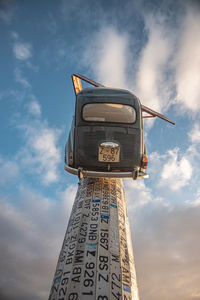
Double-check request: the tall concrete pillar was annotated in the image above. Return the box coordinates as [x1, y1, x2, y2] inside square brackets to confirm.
[49, 178, 139, 300]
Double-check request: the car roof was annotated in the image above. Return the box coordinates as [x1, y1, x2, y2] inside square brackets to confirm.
[77, 87, 141, 107]
[78, 87, 137, 97]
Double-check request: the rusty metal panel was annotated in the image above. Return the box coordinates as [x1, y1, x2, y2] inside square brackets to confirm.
[141, 104, 175, 125]
[72, 74, 82, 95]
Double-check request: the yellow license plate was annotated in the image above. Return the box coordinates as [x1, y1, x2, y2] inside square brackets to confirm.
[98, 146, 120, 162]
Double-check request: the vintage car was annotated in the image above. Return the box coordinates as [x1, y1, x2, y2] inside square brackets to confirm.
[64, 74, 175, 180]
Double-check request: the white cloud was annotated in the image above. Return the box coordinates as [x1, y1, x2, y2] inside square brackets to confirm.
[81, 18, 172, 124]
[174, 6, 200, 112]
[161, 148, 193, 190]
[136, 15, 174, 113]
[0, 157, 19, 185]
[190, 188, 200, 207]
[124, 179, 153, 208]
[148, 123, 200, 196]
[137, 4, 200, 117]
[83, 27, 130, 88]
[28, 101, 41, 116]
[82, 20, 176, 132]
[13, 42, 32, 60]
[189, 123, 200, 143]
[18, 121, 62, 185]
[80, 4, 200, 122]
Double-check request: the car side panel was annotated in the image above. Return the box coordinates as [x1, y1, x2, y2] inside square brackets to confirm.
[65, 117, 75, 166]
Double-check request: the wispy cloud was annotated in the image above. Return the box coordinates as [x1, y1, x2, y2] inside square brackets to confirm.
[136, 15, 175, 112]
[148, 120, 200, 195]
[189, 123, 200, 143]
[10, 31, 61, 186]
[13, 42, 32, 61]
[82, 3, 200, 121]
[0, 157, 19, 185]
[83, 27, 130, 88]
[14, 67, 30, 88]
[191, 188, 200, 207]
[10, 30, 61, 186]
[82, 17, 176, 117]
[161, 148, 192, 190]
[28, 100, 41, 117]
[18, 120, 62, 185]
[150, 147, 193, 191]
[11, 34, 33, 89]
[124, 179, 154, 209]
[174, 6, 200, 112]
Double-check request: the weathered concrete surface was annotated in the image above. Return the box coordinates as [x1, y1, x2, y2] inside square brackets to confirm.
[49, 178, 139, 300]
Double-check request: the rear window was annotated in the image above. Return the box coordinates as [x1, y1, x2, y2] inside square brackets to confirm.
[82, 103, 136, 123]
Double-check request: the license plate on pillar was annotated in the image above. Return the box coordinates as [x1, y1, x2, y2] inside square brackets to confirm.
[98, 146, 120, 162]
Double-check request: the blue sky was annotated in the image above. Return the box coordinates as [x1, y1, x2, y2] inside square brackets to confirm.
[0, 0, 200, 299]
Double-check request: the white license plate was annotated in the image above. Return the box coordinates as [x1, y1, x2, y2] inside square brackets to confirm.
[98, 146, 120, 162]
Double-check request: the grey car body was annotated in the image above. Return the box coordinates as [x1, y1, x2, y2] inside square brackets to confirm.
[65, 87, 148, 179]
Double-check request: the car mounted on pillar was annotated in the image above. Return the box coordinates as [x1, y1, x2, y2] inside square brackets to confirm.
[65, 74, 175, 180]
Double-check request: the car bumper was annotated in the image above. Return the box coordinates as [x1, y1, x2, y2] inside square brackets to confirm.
[64, 164, 149, 179]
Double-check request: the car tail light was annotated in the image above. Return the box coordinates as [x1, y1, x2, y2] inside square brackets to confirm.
[142, 156, 148, 169]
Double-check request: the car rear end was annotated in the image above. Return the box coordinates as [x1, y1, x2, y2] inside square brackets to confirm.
[74, 88, 144, 173]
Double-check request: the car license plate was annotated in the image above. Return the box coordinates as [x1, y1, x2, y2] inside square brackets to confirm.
[98, 146, 120, 162]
